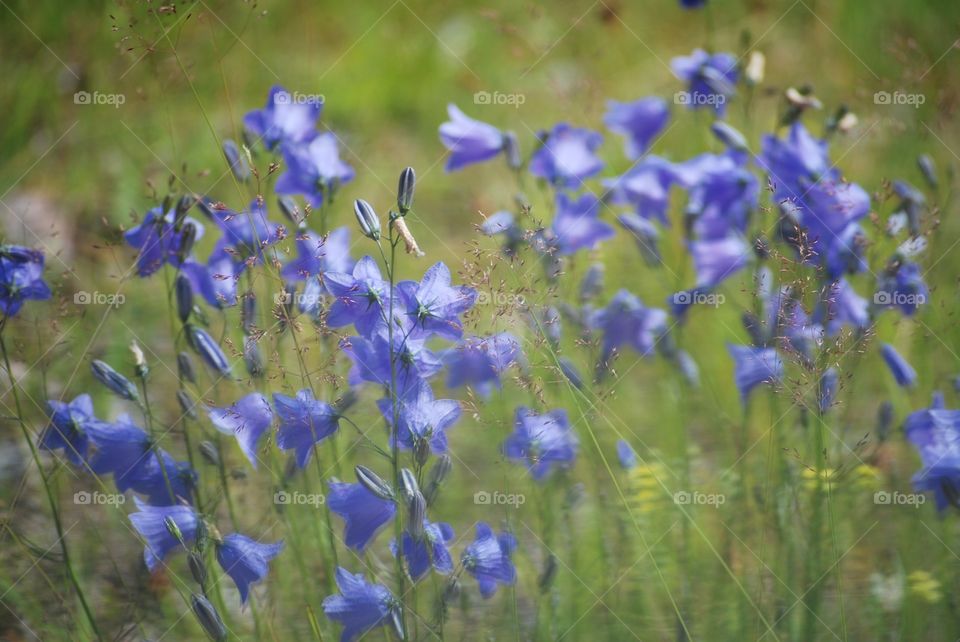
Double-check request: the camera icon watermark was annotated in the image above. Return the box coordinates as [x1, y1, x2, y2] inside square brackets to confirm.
[873, 91, 925, 108]
[273, 91, 324, 106]
[74, 291, 125, 307]
[474, 490, 525, 508]
[74, 91, 126, 109]
[673, 490, 725, 508]
[674, 91, 726, 107]
[672, 291, 725, 307]
[274, 290, 323, 307]
[873, 291, 926, 307]
[274, 490, 325, 507]
[874, 491, 925, 508]
[74, 491, 126, 506]
[473, 91, 526, 108]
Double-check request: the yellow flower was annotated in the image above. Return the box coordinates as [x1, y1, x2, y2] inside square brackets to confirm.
[908, 570, 942, 604]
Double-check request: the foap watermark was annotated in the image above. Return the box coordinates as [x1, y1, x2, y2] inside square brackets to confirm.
[474, 91, 526, 108]
[874, 91, 925, 108]
[874, 291, 926, 307]
[274, 490, 325, 507]
[74, 291, 125, 307]
[273, 91, 324, 106]
[673, 490, 726, 508]
[74, 91, 126, 108]
[672, 291, 725, 307]
[474, 490, 526, 508]
[274, 290, 323, 308]
[476, 290, 526, 306]
[874, 490, 925, 508]
[74, 490, 125, 506]
[674, 91, 726, 108]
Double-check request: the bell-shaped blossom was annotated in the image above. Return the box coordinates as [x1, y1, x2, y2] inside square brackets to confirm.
[443, 333, 521, 396]
[671, 49, 738, 115]
[0, 246, 51, 317]
[377, 382, 460, 454]
[39, 394, 100, 466]
[529, 123, 604, 188]
[324, 256, 392, 337]
[276, 133, 355, 207]
[327, 481, 396, 551]
[392, 520, 455, 582]
[398, 262, 476, 340]
[550, 193, 616, 255]
[129, 499, 199, 572]
[503, 407, 578, 480]
[604, 97, 669, 159]
[727, 344, 783, 403]
[208, 393, 274, 469]
[243, 85, 320, 150]
[273, 389, 340, 468]
[281, 226, 354, 282]
[439, 104, 506, 171]
[125, 207, 204, 277]
[216, 533, 284, 604]
[461, 522, 517, 598]
[323, 567, 398, 642]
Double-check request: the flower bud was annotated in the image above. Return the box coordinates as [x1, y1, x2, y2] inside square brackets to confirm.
[538, 553, 558, 593]
[188, 551, 207, 587]
[277, 195, 303, 227]
[178, 222, 198, 264]
[397, 166, 416, 215]
[413, 437, 431, 467]
[177, 389, 198, 419]
[579, 263, 604, 303]
[130, 340, 148, 379]
[164, 516, 185, 544]
[223, 139, 250, 182]
[918, 154, 938, 190]
[399, 468, 420, 503]
[175, 274, 193, 324]
[243, 335, 264, 379]
[241, 294, 257, 334]
[424, 454, 452, 506]
[191, 594, 227, 641]
[710, 121, 748, 152]
[504, 131, 522, 170]
[355, 465, 394, 501]
[91, 359, 140, 402]
[408, 491, 426, 539]
[354, 199, 381, 241]
[177, 352, 197, 384]
[200, 441, 220, 466]
[186, 325, 232, 378]
[174, 195, 194, 230]
[558, 357, 584, 390]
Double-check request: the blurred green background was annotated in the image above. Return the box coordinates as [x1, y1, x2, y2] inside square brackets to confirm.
[2, 0, 960, 640]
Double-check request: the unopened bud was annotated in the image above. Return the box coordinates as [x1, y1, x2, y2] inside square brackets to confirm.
[191, 594, 227, 641]
[223, 139, 250, 182]
[175, 274, 193, 324]
[397, 167, 416, 215]
[355, 465, 394, 501]
[177, 352, 197, 384]
[91, 359, 140, 402]
[354, 199, 381, 241]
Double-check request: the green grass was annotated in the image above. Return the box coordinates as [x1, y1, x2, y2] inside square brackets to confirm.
[2, 0, 960, 640]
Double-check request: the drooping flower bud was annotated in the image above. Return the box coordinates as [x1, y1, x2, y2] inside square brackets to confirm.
[223, 139, 250, 182]
[191, 594, 227, 641]
[503, 131, 522, 170]
[397, 166, 416, 215]
[188, 551, 207, 588]
[408, 491, 426, 539]
[424, 454, 452, 506]
[710, 121, 748, 152]
[918, 154, 938, 190]
[177, 351, 197, 384]
[130, 340, 148, 379]
[243, 335, 264, 378]
[91, 359, 140, 402]
[174, 194, 194, 230]
[399, 468, 420, 503]
[354, 199, 381, 241]
[538, 553, 558, 593]
[177, 389, 198, 419]
[241, 293, 257, 334]
[186, 325, 232, 378]
[355, 465, 394, 501]
[200, 441, 220, 466]
[178, 222, 198, 264]
[558, 357, 584, 390]
[175, 274, 193, 324]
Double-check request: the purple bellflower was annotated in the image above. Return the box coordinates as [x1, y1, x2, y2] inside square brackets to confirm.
[443, 333, 521, 396]
[461, 522, 517, 598]
[273, 389, 340, 468]
[603, 97, 670, 159]
[216, 533, 284, 604]
[276, 133, 356, 207]
[0, 246, 51, 316]
[323, 567, 399, 642]
[550, 193, 616, 255]
[129, 499, 199, 573]
[243, 85, 320, 150]
[327, 481, 397, 551]
[208, 393, 274, 469]
[377, 382, 461, 455]
[529, 123, 604, 188]
[727, 344, 783, 403]
[392, 520, 455, 582]
[439, 104, 506, 171]
[503, 407, 579, 480]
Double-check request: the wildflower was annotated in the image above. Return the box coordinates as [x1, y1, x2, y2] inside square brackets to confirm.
[342, 329, 442, 400]
[129, 499, 199, 572]
[90, 359, 140, 402]
[727, 344, 783, 402]
[675, 151, 758, 239]
[461, 522, 517, 598]
[818, 368, 839, 413]
[905, 400, 960, 510]
[242, 85, 320, 150]
[503, 407, 578, 480]
[377, 382, 460, 455]
[208, 393, 274, 469]
[550, 193, 616, 255]
[181, 246, 239, 308]
[327, 481, 396, 551]
[323, 567, 398, 642]
[439, 104, 506, 171]
[399, 261, 477, 340]
[324, 256, 392, 337]
[0, 246, 51, 316]
[443, 333, 521, 396]
[603, 155, 678, 224]
[85, 414, 153, 489]
[215, 534, 284, 604]
[39, 394, 100, 465]
[191, 594, 228, 641]
[875, 260, 928, 316]
[590, 290, 668, 364]
[880, 343, 916, 388]
[529, 123, 604, 188]
[199, 199, 281, 268]
[690, 235, 750, 288]
[124, 206, 204, 277]
[392, 519, 455, 582]
[558, 357, 584, 389]
[480, 211, 525, 256]
[273, 389, 340, 468]
[282, 226, 354, 284]
[908, 570, 942, 603]
[603, 97, 670, 159]
[223, 139, 250, 182]
[671, 49, 738, 115]
[126, 449, 197, 506]
[710, 121, 748, 152]
[817, 279, 869, 336]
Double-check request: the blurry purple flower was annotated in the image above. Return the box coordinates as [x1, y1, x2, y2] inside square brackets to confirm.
[444, 333, 521, 396]
[462, 522, 517, 598]
[327, 482, 397, 551]
[503, 407, 578, 480]
[439, 104, 506, 171]
[129, 499, 199, 572]
[243, 85, 320, 150]
[324, 256, 391, 337]
[818, 368, 839, 414]
[392, 520, 455, 582]
[604, 97, 670, 159]
[281, 226, 354, 282]
[181, 246, 239, 308]
[398, 262, 477, 340]
[323, 567, 397, 641]
[875, 260, 928, 316]
[617, 439, 638, 469]
[603, 156, 678, 225]
[342, 329, 442, 400]
[881, 343, 916, 388]
[39, 394, 99, 466]
[273, 389, 340, 468]
[529, 123, 604, 188]
[216, 534, 283, 604]
[672, 49, 738, 115]
[817, 279, 869, 336]
[690, 235, 750, 287]
[208, 393, 274, 469]
[377, 382, 460, 454]
[550, 193, 616, 255]
[905, 403, 960, 511]
[200, 199, 281, 268]
[0, 246, 50, 317]
[276, 133, 355, 207]
[728, 344, 783, 403]
[125, 207, 204, 277]
[590, 290, 668, 363]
